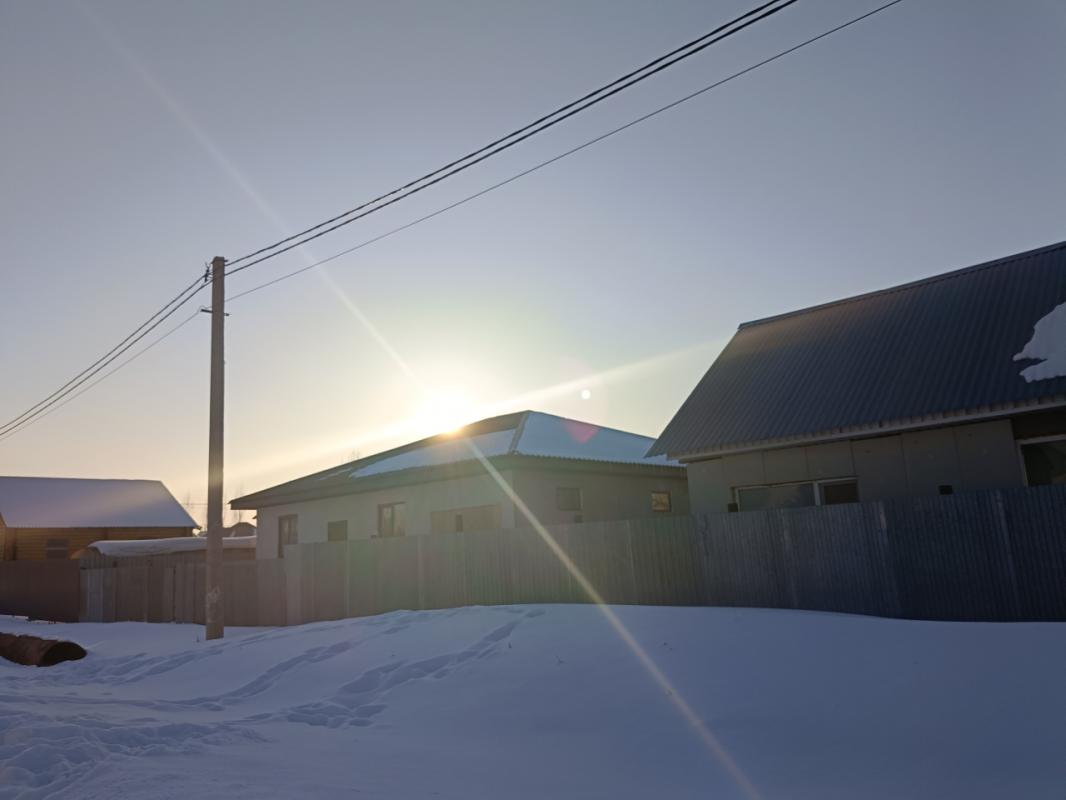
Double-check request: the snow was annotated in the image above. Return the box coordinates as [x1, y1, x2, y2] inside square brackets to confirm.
[343, 411, 677, 481]
[88, 536, 256, 557]
[0, 477, 196, 529]
[2, 606, 1063, 800]
[514, 411, 678, 466]
[350, 429, 515, 478]
[1014, 301, 1066, 382]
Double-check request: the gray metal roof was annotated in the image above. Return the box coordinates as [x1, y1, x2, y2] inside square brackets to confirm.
[650, 240, 1066, 457]
[0, 476, 198, 529]
[233, 411, 681, 509]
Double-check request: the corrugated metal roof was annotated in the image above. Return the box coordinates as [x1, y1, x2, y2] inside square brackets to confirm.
[233, 411, 679, 507]
[650, 240, 1066, 457]
[0, 477, 198, 529]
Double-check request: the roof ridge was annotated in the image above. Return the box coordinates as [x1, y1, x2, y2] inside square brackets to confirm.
[508, 410, 532, 454]
[738, 238, 1066, 330]
[517, 409, 659, 441]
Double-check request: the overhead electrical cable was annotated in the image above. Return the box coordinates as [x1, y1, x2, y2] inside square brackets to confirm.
[0, 310, 202, 443]
[224, 0, 799, 276]
[0, 0, 903, 444]
[0, 278, 207, 437]
[227, 0, 905, 300]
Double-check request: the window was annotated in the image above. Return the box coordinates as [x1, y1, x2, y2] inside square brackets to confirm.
[651, 491, 672, 513]
[1021, 438, 1066, 486]
[430, 504, 501, 535]
[737, 483, 816, 511]
[277, 515, 298, 558]
[735, 478, 859, 511]
[820, 479, 860, 505]
[556, 487, 582, 512]
[327, 520, 348, 542]
[378, 502, 406, 537]
[45, 538, 69, 559]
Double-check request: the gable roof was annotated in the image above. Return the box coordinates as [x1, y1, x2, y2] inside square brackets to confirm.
[0, 477, 198, 529]
[650, 240, 1066, 458]
[233, 411, 680, 508]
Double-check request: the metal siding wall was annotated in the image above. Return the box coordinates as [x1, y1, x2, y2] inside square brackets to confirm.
[698, 486, 1066, 621]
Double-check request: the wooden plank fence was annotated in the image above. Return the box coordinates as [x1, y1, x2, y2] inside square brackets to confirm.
[0, 560, 80, 622]
[25, 485, 1066, 625]
[79, 558, 286, 626]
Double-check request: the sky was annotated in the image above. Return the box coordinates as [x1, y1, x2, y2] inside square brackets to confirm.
[1, 0, 1064, 524]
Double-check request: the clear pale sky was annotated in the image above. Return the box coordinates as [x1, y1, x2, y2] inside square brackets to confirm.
[2, 0, 1064, 524]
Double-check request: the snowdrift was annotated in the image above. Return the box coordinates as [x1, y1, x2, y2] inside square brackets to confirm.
[1, 606, 1064, 799]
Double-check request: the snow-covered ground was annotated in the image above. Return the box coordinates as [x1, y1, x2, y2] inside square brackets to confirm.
[1, 605, 1064, 800]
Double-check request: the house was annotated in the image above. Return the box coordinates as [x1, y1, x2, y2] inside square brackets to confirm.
[78, 534, 256, 567]
[222, 521, 256, 538]
[231, 410, 687, 559]
[0, 476, 197, 560]
[650, 240, 1066, 516]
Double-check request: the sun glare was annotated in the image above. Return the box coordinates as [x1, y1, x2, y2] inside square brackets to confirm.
[414, 389, 478, 436]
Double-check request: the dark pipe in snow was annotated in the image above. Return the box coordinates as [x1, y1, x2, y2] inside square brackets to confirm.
[0, 633, 87, 667]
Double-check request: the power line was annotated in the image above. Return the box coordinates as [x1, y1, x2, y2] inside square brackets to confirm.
[223, 0, 799, 277]
[227, 0, 905, 301]
[0, 310, 201, 444]
[0, 0, 903, 445]
[0, 279, 207, 439]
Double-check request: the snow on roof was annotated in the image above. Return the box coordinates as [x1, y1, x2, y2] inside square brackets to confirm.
[513, 412, 677, 466]
[0, 477, 198, 529]
[330, 411, 678, 482]
[232, 411, 681, 507]
[88, 536, 256, 557]
[351, 429, 516, 478]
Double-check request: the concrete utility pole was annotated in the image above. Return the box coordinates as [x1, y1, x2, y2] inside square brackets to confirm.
[205, 255, 226, 640]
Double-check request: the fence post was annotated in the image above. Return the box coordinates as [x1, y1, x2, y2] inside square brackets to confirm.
[993, 490, 1024, 619]
[876, 501, 904, 618]
[778, 509, 799, 609]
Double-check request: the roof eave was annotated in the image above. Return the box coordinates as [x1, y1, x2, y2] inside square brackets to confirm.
[230, 453, 685, 510]
[666, 396, 1066, 462]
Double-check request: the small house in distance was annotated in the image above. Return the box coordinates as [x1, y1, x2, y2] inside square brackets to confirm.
[0, 476, 198, 560]
[650, 240, 1066, 516]
[231, 410, 687, 559]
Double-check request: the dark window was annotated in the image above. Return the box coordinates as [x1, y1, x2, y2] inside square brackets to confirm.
[1022, 439, 1066, 486]
[278, 515, 298, 558]
[327, 520, 348, 542]
[556, 487, 582, 511]
[378, 502, 406, 537]
[736, 483, 816, 511]
[430, 504, 501, 534]
[651, 491, 672, 513]
[45, 538, 69, 559]
[820, 480, 859, 505]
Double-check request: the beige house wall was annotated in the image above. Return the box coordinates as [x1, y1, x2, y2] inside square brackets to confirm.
[255, 471, 519, 559]
[253, 466, 688, 559]
[685, 419, 1025, 518]
[507, 468, 689, 526]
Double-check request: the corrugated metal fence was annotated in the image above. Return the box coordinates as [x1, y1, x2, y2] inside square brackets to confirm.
[51, 485, 1066, 625]
[283, 517, 704, 625]
[698, 485, 1066, 621]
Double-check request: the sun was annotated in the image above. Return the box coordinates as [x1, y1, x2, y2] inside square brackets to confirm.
[414, 389, 479, 436]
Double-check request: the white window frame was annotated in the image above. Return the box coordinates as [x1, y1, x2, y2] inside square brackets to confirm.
[1016, 435, 1066, 487]
[733, 477, 858, 511]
